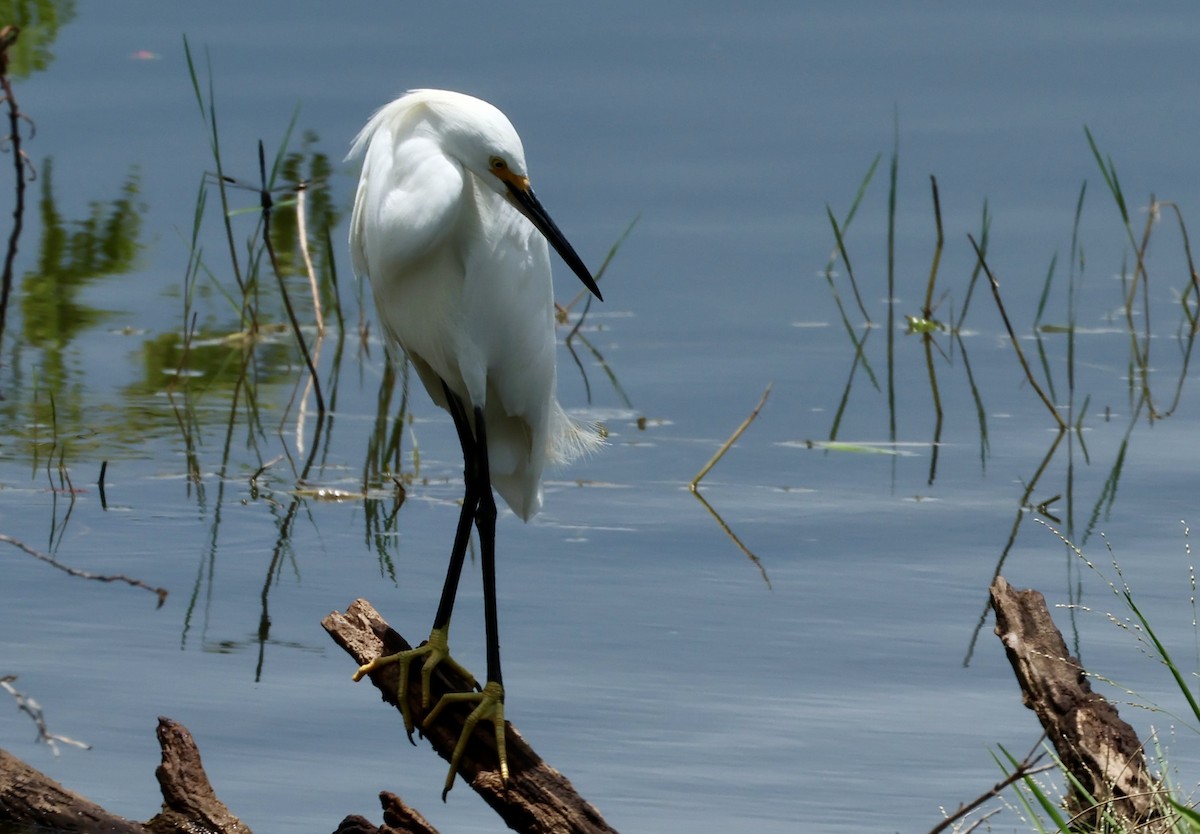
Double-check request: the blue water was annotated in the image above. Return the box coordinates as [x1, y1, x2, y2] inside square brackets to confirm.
[3, 4, 1200, 833]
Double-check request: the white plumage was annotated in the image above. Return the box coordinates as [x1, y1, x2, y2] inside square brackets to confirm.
[347, 89, 602, 519]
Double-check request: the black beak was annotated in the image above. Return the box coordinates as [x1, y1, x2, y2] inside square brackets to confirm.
[506, 181, 603, 302]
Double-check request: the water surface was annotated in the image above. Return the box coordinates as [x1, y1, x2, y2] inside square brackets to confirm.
[3, 4, 1200, 833]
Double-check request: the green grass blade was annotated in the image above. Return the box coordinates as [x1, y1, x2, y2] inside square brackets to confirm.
[183, 35, 204, 122]
[1084, 125, 1136, 251]
[825, 205, 871, 322]
[1123, 588, 1200, 724]
[994, 744, 1068, 833]
[1169, 797, 1200, 831]
[1034, 252, 1058, 328]
[956, 198, 991, 327]
[886, 111, 898, 442]
[266, 103, 302, 191]
[842, 152, 880, 230]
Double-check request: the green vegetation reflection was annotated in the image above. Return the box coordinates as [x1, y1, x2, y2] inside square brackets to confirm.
[0, 0, 76, 78]
[20, 158, 143, 350]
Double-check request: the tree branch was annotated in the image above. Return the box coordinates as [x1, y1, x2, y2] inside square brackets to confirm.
[322, 598, 620, 834]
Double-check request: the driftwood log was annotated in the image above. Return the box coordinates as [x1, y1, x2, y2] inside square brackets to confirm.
[321, 598, 619, 834]
[991, 576, 1169, 830]
[0, 716, 248, 833]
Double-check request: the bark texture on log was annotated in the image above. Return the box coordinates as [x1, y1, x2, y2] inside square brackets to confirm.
[0, 717, 251, 833]
[322, 598, 619, 834]
[0, 746, 144, 833]
[991, 576, 1168, 830]
[145, 716, 252, 834]
[332, 792, 442, 834]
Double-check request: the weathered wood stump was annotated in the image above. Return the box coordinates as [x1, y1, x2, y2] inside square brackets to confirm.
[0, 717, 249, 833]
[991, 576, 1169, 831]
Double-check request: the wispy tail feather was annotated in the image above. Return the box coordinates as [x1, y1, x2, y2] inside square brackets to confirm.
[547, 400, 605, 466]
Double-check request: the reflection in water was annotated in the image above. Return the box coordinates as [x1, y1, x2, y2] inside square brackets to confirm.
[21, 159, 143, 352]
[269, 130, 336, 289]
[688, 383, 772, 587]
[1, 148, 144, 488]
[690, 488, 770, 589]
[0, 0, 76, 78]
[817, 135, 1200, 671]
[562, 214, 638, 409]
[360, 358, 412, 574]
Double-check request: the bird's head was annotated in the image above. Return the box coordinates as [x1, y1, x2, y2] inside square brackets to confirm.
[415, 89, 604, 302]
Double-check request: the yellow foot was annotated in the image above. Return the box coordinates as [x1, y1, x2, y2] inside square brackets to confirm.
[352, 627, 478, 740]
[426, 680, 507, 799]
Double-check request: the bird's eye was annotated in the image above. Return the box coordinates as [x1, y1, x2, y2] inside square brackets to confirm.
[489, 157, 507, 172]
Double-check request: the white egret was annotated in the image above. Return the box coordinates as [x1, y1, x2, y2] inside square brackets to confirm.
[346, 89, 605, 795]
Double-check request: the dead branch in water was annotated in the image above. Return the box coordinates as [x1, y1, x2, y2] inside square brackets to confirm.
[322, 598, 620, 834]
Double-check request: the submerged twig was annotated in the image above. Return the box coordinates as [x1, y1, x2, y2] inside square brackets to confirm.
[690, 383, 771, 490]
[0, 533, 169, 605]
[0, 676, 91, 755]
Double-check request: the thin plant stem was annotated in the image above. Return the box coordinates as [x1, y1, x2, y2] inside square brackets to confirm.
[184, 37, 251, 328]
[560, 213, 638, 315]
[826, 206, 871, 323]
[922, 175, 944, 321]
[822, 152, 880, 324]
[956, 198, 991, 328]
[969, 235, 1067, 430]
[886, 112, 898, 441]
[690, 382, 771, 490]
[257, 141, 325, 415]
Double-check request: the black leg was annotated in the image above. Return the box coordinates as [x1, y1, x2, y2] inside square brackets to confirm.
[354, 383, 510, 792]
[431, 386, 502, 690]
[471, 405, 503, 691]
[393, 387, 510, 796]
[431, 382, 482, 636]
